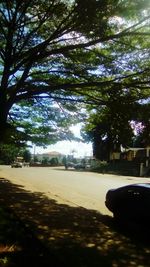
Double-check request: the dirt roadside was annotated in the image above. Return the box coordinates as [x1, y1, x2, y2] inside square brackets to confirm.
[0, 174, 150, 267]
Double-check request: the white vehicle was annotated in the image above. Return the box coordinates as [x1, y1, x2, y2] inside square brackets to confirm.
[11, 161, 22, 168]
[11, 156, 23, 168]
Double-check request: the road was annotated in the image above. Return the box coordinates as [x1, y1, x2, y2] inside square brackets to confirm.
[0, 165, 149, 215]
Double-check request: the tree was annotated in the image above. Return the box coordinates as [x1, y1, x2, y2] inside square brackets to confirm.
[0, 143, 31, 164]
[132, 103, 150, 147]
[49, 157, 59, 166]
[22, 149, 32, 162]
[81, 87, 150, 160]
[0, 143, 19, 164]
[0, 0, 150, 144]
[10, 98, 81, 146]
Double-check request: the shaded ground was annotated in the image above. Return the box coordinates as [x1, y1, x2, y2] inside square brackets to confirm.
[0, 177, 150, 267]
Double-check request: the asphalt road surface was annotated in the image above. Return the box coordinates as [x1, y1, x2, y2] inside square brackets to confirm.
[0, 165, 150, 216]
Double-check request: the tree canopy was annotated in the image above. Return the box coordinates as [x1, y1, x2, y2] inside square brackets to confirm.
[81, 96, 150, 160]
[0, 0, 150, 146]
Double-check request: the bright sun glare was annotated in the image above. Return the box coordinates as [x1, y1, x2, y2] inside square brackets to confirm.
[33, 124, 93, 158]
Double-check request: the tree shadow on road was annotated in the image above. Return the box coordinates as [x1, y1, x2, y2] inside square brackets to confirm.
[0, 177, 150, 267]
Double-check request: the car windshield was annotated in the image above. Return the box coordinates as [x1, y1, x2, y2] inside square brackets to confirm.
[134, 183, 150, 189]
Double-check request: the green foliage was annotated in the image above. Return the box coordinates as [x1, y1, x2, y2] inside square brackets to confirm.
[0, 0, 149, 147]
[33, 155, 39, 163]
[81, 87, 150, 159]
[0, 144, 31, 164]
[22, 149, 32, 162]
[49, 157, 59, 166]
[42, 157, 49, 165]
[0, 145, 16, 164]
[10, 98, 80, 146]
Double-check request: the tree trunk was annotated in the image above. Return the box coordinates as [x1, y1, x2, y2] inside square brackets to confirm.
[93, 137, 110, 161]
[0, 94, 10, 144]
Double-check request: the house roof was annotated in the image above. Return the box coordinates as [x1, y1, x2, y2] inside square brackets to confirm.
[42, 151, 63, 156]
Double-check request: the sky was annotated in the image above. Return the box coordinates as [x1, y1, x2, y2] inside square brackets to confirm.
[32, 124, 93, 158]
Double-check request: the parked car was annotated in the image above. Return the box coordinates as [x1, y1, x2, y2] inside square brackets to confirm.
[65, 162, 89, 170]
[65, 162, 75, 169]
[105, 183, 150, 222]
[11, 161, 22, 168]
[74, 163, 86, 170]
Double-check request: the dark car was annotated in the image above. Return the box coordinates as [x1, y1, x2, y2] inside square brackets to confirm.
[74, 163, 86, 170]
[105, 183, 150, 222]
[65, 162, 75, 169]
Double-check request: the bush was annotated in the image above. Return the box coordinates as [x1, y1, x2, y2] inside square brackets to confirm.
[49, 157, 59, 166]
